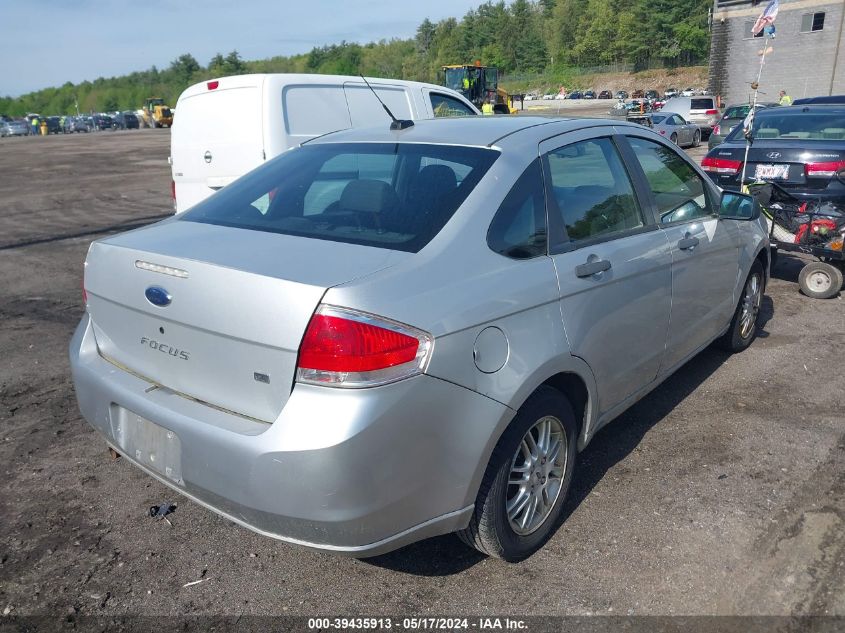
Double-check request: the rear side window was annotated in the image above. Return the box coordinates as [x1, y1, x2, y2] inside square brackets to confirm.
[724, 105, 751, 119]
[626, 136, 713, 224]
[430, 93, 476, 118]
[182, 143, 499, 253]
[545, 137, 643, 243]
[487, 160, 546, 259]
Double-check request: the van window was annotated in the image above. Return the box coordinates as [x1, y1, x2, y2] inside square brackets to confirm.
[344, 84, 413, 128]
[182, 143, 499, 253]
[430, 93, 476, 118]
[282, 85, 351, 136]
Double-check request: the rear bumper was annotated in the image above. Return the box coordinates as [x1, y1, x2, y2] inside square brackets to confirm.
[69, 315, 512, 556]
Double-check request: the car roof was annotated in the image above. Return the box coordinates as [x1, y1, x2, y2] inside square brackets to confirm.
[306, 116, 647, 149]
[756, 105, 845, 115]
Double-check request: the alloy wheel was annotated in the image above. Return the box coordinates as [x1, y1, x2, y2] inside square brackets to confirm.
[739, 271, 762, 339]
[506, 416, 567, 536]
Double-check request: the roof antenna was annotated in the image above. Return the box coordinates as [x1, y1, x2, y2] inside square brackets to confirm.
[360, 75, 414, 131]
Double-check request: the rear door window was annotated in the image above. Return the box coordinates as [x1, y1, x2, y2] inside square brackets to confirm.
[487, 160, 546, 259]
[182, 143, 499, 253]
[544, 137, 644, 243]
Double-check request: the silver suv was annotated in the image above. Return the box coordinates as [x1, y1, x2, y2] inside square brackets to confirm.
[70, 117, 769, 561]
[662, 95, 723, 136]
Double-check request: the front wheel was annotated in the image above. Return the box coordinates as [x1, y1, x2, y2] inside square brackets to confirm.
[457, 386, 577, 562]
[798, 262, 843, 299]
[717, 259, 764, 352]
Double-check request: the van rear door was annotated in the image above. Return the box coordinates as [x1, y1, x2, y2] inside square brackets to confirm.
[171, 81, 264, 212]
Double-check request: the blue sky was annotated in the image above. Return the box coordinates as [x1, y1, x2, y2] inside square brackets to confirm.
[1, 0, 485, 96]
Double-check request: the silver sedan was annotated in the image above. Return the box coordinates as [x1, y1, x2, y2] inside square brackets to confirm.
[70, 116, 769, 561]
[651, 111, 702, 147]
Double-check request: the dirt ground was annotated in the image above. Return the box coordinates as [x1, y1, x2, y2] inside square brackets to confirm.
[1, 128, 844, 627]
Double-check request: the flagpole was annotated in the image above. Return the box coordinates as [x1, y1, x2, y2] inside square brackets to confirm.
[739, 0, 779, 190]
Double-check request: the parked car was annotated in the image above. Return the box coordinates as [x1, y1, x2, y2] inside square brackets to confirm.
[615, 90, 629, 100]
[665, 88, 679, 99]
[171, 73, 479, 213]
[542, 93, 556, 100]
[71, 116, 770, 562]
[567, 91, 583, 99]
[682, 88, 696, 97]
[708, 102, 779, 149]
[661, 95, 722, 138]
[92, 114, 113, 131]
[598, 90, 612, 99]
[649, 112, 701, 147]
[793, 95, 845, 105]
[702, 104, 845, 204]
[67, 116, 91, 133]
[45, 116, 62, 134]
[0, 119, 31, 137]
[583, 90, 596, 99]
[645, 90, 660, 102]
[111, 112, 140, 130]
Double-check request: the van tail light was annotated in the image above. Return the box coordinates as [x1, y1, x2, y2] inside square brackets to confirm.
[702, 156, 742, 175]
[805, 160, 845, 178]
[713, 124, 721, 136]
[296, 305, 433, 388]
[705, 109, 719, 115]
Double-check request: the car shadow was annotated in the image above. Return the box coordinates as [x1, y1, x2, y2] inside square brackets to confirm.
[771, 252, 806, 284]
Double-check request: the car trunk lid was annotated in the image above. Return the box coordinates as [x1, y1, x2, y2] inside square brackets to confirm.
[84, 220, 406, 422]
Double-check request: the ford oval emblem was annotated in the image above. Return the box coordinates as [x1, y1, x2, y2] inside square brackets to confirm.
[145, 286, 172, 307]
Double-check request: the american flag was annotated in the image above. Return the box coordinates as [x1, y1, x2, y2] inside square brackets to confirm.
[752, 0, 779, 35]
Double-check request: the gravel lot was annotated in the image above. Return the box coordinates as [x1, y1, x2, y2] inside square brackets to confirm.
[1, 128, 843, 623]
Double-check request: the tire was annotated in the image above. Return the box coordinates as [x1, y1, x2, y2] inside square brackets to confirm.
[670, 133, 678, 145]
[717, 259, 765, 352]
[798, 262, 843, 300]
[457, 386, 577, 562]
[692, 129, 701, 147]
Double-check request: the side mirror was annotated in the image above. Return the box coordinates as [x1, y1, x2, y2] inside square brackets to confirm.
[719, 190, 760, 221]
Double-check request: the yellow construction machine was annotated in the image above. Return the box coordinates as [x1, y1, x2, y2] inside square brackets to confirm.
[142, 97, 173, 128]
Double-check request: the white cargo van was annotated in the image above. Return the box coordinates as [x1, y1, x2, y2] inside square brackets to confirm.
[170, 73, 480, 212]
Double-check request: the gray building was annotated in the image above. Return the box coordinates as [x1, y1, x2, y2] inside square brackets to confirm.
[709, 0, 845, 104]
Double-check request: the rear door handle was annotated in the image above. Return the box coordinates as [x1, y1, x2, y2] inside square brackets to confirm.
[678, 236, 700, 250]
[575, 259, 612, 278]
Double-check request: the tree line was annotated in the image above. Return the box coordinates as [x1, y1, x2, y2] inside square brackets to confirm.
[0, 0, 711, 117]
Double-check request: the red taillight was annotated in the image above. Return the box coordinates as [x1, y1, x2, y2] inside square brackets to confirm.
[207, 81, 219, 90]
[705, 109, 719, 115]
[805, 160, 845, 178]
[702, 156, 742, 175]
[659, 130, 665, 135]
[296, 306, 432, 387]
[713, 124, 721, 136]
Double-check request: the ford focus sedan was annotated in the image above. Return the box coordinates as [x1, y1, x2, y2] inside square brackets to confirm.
[70, 117, 769, 561]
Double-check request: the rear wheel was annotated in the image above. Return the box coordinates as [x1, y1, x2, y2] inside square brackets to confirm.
[457, 386, 577, 562]
[692, 129, 701, 147]
[798, 262, 843, 299]
[670, 133, 678, 145]
[717, 260, 764, 352]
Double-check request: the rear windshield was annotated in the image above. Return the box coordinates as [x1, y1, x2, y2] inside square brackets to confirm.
[724, 105, 751, 119]
[690, 98, 715, 110]
[727, 110, 845, 141]
[182, 142, 499, 252]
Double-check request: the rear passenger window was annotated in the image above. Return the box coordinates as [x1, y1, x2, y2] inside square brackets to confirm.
[626, 137, 713, 224]
[488, 160, 546, 259]
[545, 138, 644, 243]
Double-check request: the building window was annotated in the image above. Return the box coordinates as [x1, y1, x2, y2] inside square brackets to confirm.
[744, 21, 765, 39]
[800, 12, 825, 33]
